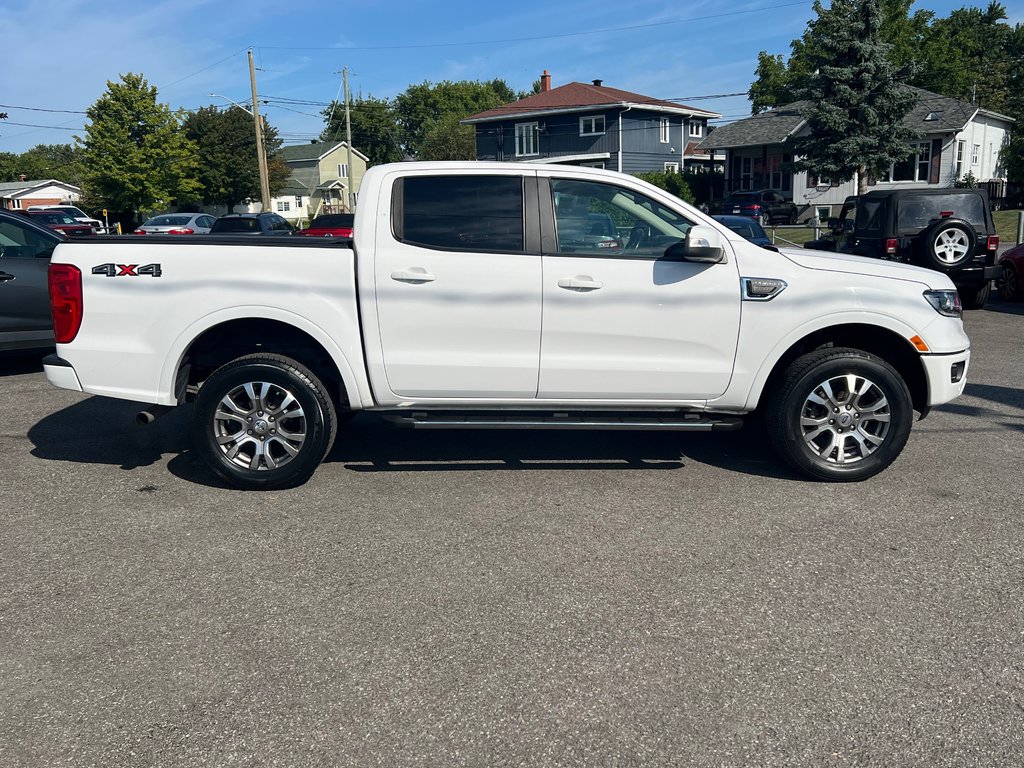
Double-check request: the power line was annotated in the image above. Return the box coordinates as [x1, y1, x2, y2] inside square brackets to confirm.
[254, 2, 812, 52]
[0, 103, 87, 115]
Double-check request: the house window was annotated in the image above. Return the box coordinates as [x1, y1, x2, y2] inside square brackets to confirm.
[295, 195, 302, 206]
[885, 141, 930, 182]
[277, 201, 290, 212]
[338, 163, 349, 178]
[515, 122, 539, 157]
[956, 141, 965, 175]
[659, 118, 670, 143]
[971, 144, 980, 165]
[579, 115, 605, 136]
[664, 162, 679, 173]
[10, 199, 21, 209]
[689, 121, 703, 138]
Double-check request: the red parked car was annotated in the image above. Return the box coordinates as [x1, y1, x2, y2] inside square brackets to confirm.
[296, 213, 354, 238]
[997, 243, 1024, 300]
[22, 210, 95, 237]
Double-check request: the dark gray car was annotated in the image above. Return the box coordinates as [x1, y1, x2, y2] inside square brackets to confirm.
[0, 210, 63, 352]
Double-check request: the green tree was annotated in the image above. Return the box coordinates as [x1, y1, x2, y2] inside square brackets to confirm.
[418, 114, 478, 161]
[17, 144, 85, 185]
[749, 53, 797, 114]
[633, 172, 695, 204]
[393, 79, 523, 159]
[77, 73, 201, 217]
[790, 0, 919, 195]
[321, 95, 401, 166]
[184, 106, 289, 210]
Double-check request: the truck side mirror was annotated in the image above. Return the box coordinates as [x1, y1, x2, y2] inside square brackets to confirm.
[677, 225, 725, 263]
[827, 217, 841, 230]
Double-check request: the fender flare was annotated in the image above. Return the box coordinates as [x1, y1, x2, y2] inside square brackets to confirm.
[157, 305, 370, 408]
[737, 310, 924, 411]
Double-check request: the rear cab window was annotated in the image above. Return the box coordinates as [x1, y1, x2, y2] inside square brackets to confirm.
[393, 175, 525, 252]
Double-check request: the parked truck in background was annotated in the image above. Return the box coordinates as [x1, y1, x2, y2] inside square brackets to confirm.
[44, 163, 971, 489]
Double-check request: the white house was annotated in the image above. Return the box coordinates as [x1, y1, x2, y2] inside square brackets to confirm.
[0, 178, 82, 210]
[699, 85, 1015, 220]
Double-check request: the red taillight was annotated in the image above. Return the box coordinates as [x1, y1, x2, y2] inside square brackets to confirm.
[939, 210, 954, 218]
[48, 264, 83, 343]
[133, 229, 147, 234]
[167, 228, 194, 235]
[987, 235, 999, 252]
[885, 238, 898, 255]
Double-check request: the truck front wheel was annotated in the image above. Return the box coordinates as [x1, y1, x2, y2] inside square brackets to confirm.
[192, 353, 337, 490]
[766, 348, 913, 481]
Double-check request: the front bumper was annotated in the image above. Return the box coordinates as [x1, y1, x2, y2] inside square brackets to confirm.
[921, 349, 970, 406]
[43, 354, 83, 392]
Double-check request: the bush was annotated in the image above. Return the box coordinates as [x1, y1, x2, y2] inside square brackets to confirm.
[634, 172, 695, 205]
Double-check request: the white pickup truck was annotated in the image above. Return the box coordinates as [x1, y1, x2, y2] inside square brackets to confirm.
[44, 162, 971, 489]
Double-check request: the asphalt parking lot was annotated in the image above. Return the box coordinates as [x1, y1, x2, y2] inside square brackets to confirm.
[2, 301, 1023, 767]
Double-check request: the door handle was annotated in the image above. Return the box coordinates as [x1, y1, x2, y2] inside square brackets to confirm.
[390, 268, 436, 283]
[557, 276, 603, 291]
[0, 271, 15, 282]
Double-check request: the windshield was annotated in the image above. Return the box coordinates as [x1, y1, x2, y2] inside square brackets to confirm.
[311, 214, 354, 228]
[211, 217, 260, 233]
[896, 194, 986, 230]
[34, 212, 77, 224]
[146, 215, 193, 226]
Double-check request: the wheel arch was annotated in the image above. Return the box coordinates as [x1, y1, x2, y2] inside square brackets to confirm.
[748, 322, 928, 414]
[160, 308, 366, 411]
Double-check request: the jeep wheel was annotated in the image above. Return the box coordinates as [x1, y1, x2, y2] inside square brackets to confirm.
[192, 353, 337, 490]
[998, 263, 1019, 300]
[922, 218, 977, 272]
[960, 281, 991, 310]
[767, 348, 913, 482]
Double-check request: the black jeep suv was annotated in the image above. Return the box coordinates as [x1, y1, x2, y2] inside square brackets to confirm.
[805, 188, 1000, 309]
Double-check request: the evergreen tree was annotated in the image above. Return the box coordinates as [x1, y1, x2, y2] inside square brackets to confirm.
[77, 73, 201, 217]
[790, 0, 918, 195]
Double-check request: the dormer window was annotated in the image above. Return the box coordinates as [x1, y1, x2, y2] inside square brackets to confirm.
[924, 112, 942, 121]
[580, 115, 605, 136]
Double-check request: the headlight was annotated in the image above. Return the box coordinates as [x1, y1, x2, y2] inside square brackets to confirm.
[923, 290, 962, 318]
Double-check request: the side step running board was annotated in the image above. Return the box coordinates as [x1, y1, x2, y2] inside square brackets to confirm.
[382, 411, 743, 432]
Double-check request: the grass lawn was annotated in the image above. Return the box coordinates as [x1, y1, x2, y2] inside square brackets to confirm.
[994, 209, 1023, 246]
[763, 209, 1024, 249]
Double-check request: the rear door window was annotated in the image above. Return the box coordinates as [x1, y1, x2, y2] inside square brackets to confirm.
[396, 175, 525, 252]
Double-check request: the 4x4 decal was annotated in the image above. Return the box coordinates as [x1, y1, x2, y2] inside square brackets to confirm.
[92, 263, 162, 277]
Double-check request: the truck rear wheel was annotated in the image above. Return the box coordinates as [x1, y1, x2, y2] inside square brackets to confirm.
[192, 353, 337, 490]
[766, 348, 913, 482]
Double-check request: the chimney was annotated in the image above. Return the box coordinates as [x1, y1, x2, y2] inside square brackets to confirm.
[592, 79, 603, 87]
[540, 70, 551, 92]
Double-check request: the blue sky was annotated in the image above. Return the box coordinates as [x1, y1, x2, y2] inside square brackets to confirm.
[0, 0, 1015, 156]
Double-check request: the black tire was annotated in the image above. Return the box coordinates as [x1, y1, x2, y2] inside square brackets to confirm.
[959, 281, 990, 310]
[920, 218, 977, 272]
[192, 353, 337, 490]
[997, 262, 1019, 301]
[766, 347, 913, 482]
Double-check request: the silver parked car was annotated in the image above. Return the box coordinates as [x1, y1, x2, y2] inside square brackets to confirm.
[134, 213, 217, 235]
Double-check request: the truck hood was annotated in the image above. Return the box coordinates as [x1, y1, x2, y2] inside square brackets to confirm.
[779, 247, 954, 289]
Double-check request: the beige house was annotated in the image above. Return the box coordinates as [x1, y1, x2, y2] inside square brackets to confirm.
[262, 141, 368, 224]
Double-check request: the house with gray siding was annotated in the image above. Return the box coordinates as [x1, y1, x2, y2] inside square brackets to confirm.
[699, 85, 1014, 220]
[461, 71, 722, 174]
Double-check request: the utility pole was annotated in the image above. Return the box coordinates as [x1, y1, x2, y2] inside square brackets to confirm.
[248, 49, 271, 212]
[343, 66, 355, 212]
